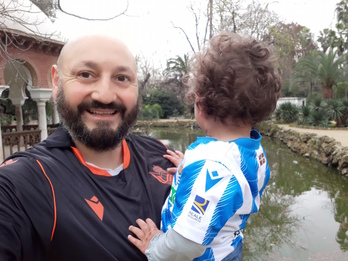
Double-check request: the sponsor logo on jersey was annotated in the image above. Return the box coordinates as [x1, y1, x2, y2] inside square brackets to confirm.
[0, 159, 18, 167]
[169, 186, 176, 205]
[149, 165, 174, 184]
[188, 195, 210, 223]
[259, 153, 266, 166]
[85, 196, 104, 221]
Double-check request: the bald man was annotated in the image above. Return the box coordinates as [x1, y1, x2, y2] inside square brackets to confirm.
[0, 35, 174, 261]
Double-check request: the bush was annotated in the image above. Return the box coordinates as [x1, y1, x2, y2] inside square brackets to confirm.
[325, 100, 345, 127]
[138, 104, 160, 120]
[143, 89, 184, 119]
[297, 105, 311, 125]
[276, 102, 299, 123]
[307, 110, 328, 127]
[342, 99, 348, 127]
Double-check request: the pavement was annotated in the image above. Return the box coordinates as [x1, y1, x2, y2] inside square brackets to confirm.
[277, 124, 348, 147]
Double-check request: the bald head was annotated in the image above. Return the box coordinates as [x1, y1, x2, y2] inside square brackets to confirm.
[51, 34, 139, 104]
[57, 35, 137, 72]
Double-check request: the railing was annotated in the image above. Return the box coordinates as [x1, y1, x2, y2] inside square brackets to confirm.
[1, 124, 59, 159]
[2, 130, 41, 158]
[1, 124, 59, 133]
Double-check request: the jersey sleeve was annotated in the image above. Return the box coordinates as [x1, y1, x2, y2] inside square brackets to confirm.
[145, 228, 206, 261]
[169, 159, 251, 245]
[0, 157, 55, 259]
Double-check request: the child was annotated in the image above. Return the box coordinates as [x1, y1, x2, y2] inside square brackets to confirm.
[128, 32, 281, 260]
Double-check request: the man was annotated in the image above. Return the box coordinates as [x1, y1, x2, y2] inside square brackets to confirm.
[0, 35, 174, 260]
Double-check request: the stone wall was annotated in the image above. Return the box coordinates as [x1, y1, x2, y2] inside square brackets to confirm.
[257, 121, 348, 176]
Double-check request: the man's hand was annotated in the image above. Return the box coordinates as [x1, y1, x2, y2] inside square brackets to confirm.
[128, 218, 163, 254]
[163, 150, 184, 174]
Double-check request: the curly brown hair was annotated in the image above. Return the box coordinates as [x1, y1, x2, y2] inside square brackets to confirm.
[186, 32, 282, 125]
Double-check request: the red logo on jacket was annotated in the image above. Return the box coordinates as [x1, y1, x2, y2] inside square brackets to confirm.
[149, 165, 173, 184]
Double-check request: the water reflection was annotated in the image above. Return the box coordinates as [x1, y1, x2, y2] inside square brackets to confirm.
[138, 128, 348, 260]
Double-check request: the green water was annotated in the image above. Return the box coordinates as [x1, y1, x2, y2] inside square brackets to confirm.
[143, 128, 348, 261]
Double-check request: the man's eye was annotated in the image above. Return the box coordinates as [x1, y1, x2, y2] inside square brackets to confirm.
[79, 72, 92, 78]
[117, 75, 129, 82]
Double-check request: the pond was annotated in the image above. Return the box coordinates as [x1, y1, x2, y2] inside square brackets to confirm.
[141, 127, 348, 261]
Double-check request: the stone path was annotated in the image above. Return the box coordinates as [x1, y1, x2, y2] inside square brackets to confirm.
[278, 124, 348, 147]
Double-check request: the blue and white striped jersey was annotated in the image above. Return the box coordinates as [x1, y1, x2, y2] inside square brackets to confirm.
[161, 129, 270, 260]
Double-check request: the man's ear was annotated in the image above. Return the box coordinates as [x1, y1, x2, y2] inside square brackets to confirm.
[51, 65, 59, 101]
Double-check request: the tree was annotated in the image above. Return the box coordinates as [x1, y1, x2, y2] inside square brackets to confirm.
[317, 0, 348, 55]
[239, 0, 279, 41]
[212, 0, 280, 41]
[171, 0, 280, 55]
[264, 22, 317, 94]
[163, 54, 191, 115]
[317, 28, 339, 54]
[0, 0, 60, 69]
[1, 0, 128, 67]
[214, 0, 243, 34]
[294, 49, 348, 99]
[143, 89, 184, 119]
[164, 54, 190, 78]
[171, 0, 211, 53]
[135, 53, 163, 93]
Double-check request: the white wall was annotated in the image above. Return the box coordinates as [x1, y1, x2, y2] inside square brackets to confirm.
[276, 97, 306, 109]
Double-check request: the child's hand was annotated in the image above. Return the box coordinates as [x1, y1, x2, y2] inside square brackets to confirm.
[128, 218, 163, 254]
[164, 150, 184, 174]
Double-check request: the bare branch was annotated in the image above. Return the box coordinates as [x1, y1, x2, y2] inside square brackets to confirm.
[57, 0, 128, 21]
[188, 4, 201, 51]
[171, 21, 196, 53]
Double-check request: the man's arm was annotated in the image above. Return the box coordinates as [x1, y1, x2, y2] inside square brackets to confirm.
[0, 158, 55, 260]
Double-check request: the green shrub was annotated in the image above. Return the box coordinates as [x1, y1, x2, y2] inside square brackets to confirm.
[341, 99, 348, 127]
[325, 99, 345, 127]
[277, 102, 299, 123]
[138, 104, 160, 120]
[142, 89, 184, 119]
[297, 105, 311, 126]
[307, 110, 328, 127]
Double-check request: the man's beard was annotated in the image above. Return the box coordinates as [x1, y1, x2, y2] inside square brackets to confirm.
[56, 88, 139, 151]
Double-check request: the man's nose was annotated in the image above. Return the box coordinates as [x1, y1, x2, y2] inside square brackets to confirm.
[90, 77, 116, 104]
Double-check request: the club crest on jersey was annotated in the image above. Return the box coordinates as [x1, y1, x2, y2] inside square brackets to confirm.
[259, 153, 266, 166]
[188, 195, 209, 223]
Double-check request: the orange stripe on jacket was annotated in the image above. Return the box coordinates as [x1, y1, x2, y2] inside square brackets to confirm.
[35, 160, 57, 241]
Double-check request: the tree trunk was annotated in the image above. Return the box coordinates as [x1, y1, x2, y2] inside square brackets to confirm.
[139, 73, 151, 92]
[322, 86, 333, 99]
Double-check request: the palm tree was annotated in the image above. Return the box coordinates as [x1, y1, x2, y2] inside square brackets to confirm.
[163, 54, 191, 116]
[293, 49, 348, 99]
[164, 54, 190, 78]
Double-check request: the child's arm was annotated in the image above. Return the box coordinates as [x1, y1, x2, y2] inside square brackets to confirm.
[128, 218, 206, 261]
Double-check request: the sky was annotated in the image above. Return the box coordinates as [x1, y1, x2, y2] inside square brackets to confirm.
[54, 0, 338, 69]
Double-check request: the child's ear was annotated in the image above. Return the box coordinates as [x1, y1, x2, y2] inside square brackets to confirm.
[198, 108, 208, 118]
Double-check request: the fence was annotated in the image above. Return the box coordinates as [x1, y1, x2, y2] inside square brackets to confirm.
[1, 124, 58, 160]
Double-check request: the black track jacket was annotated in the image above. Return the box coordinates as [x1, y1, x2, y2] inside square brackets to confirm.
[0, 126, 174, 261]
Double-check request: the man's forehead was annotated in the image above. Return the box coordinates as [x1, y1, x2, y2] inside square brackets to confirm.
[59, 35, 136, 68]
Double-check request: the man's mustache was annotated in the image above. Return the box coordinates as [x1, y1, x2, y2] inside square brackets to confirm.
[77, 101, 127, 113]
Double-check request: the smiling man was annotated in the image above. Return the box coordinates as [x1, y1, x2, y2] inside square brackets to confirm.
[52, 35, 139, 167]
[0, 35, 174, 261]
